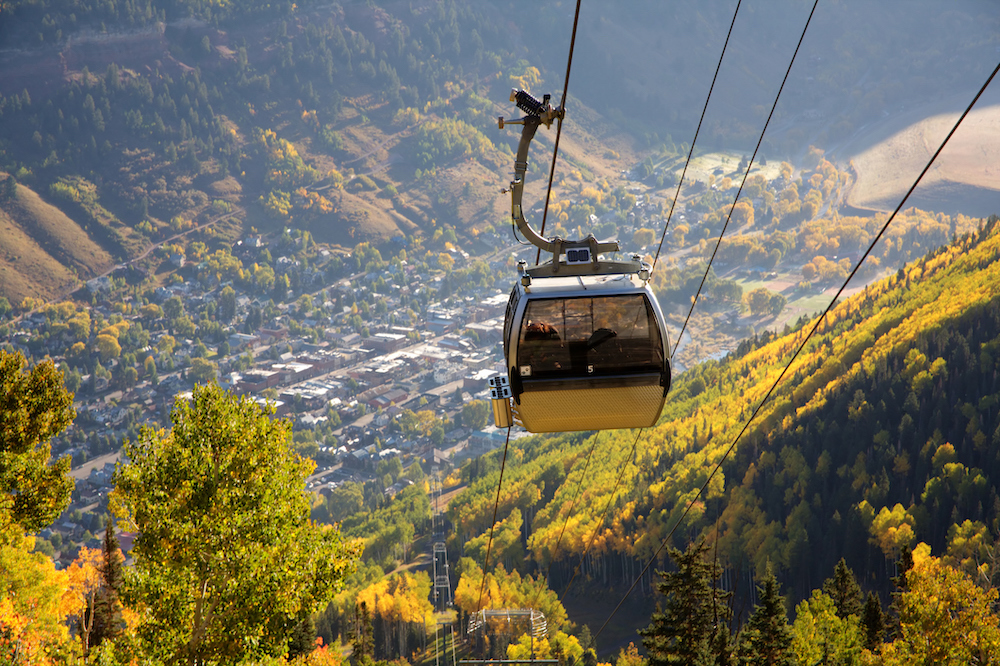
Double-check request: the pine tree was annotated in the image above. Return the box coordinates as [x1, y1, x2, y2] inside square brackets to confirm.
[702, 625, 731, 666]
[887, 547, 914, 640]
[821, 558, 863, 619]
[580, 624, 599, 666]
[90, 524, 125, 648]
[288, 612, 316, 658]
[860, 592, 884, 652]
[734, 565, 792, 666]
[639, 539, 731, 666]
[352, 601, 374, 666]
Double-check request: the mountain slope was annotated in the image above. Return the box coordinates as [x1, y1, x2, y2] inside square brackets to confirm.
[1, 0, 998, 306]
[0, 180, 114, 302]
[844, 90, 1000, 217]
[450, 216, 1000, 606]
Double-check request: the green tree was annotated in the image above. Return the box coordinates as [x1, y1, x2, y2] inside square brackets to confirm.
[639, 539, 731, 666]
[273, 274, 290, 302]
[790, 591, 863, 666]
[110, 384, 359, 663]
[327, 482, 365, 523]
[460, 400, 490, 431]
[861, 592, 884, 652]
[90, 524, 125, 649]
[0, 350, 75, 537]
[172, 315, 197, 338]
[744, 288, 778, 317]
[143, 356, 157, 379]
[352, 600, 374, 665]
[822, 558, 863, 620]
[735, 565, 792, 666]
[157, 334, 177, 354]
[163, 295, 185, 320]
[768, 292, 786, 317]
[219, 285, 237, 322]
[188, 358, 218, 384]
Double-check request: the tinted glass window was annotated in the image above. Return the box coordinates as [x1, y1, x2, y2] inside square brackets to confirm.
[517, 295, 663, 379]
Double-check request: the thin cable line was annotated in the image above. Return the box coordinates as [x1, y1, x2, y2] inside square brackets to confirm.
[511, 219, 533, 246]
[476, 425, 513, 612]
[594, 56, 1000, 642]
[526, 434, 601, 610]
[536, 0, 583, 265]
[558, 428, 643, 605]
[652, 0, 742, 276]
[671, 0, 819, 359]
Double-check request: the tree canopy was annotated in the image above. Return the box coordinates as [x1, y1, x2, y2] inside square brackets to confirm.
[640, 539, 730, 666]
[110, 383, 359, 663]
[0, 350, 75, 539]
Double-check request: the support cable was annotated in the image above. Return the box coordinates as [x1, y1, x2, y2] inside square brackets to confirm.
[527, 4, 740, 595]
[476, 425, 513, 612]
[593, 56, 1000, 642]
[671, 0, 819, 359]
[651, 0, 743, 275]
[536, 0, 583, 265]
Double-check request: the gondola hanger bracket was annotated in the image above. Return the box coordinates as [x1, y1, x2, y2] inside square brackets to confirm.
[502, 88, 647, 281]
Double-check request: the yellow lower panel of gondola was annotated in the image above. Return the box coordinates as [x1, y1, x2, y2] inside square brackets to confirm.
[513, 383, 665, 432]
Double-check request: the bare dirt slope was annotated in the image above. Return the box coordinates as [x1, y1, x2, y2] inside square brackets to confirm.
[845, 96, 1000, 218]
[0, 182, 115, 303]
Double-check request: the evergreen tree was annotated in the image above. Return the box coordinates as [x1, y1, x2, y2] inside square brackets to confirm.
[860, 592, 884, 652]
[887, 548, 914, 640]
[640, 539, 731, 666]
[703, 626, 731, 666]
[90, 523, 125, 648]
[0, 175, 16, 201]
[352, 601, 374, 665]
[734, 565, 792, 666]
[821, 558, 863, 619]
[287, 611, 316, 658]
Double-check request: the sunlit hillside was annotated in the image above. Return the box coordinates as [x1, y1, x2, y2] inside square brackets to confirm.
[0, 0, 997, 304]
[450, 215, 1000, 615]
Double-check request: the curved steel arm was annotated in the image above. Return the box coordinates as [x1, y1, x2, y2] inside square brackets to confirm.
[501, 89, 620, 261]
[510, 115, 556, 253]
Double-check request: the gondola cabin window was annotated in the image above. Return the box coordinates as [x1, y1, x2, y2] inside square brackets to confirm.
[517, 295, 664, 379]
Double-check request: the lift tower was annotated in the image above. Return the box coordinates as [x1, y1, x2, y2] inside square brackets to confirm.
[433, 542, 452, 610]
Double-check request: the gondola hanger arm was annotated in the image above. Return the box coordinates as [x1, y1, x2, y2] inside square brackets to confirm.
[500, 89, 650, 281]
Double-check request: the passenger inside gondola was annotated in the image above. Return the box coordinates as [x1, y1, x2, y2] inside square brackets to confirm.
[524, 321, 560, 340]
[518, 295, 664, 380]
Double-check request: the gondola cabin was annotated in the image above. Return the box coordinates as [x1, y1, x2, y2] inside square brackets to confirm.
[490, 87, 672, 432]
[503, 271, 671, 432]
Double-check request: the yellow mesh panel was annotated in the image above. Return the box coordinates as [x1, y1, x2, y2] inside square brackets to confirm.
[513, 384, 665, 433]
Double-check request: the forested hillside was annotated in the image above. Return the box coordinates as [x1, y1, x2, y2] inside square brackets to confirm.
[4, 0, 1000, 662]
[0, 0, 996, 304]
[0, 0, 542, 302]
[450, 215, 1000, 610]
